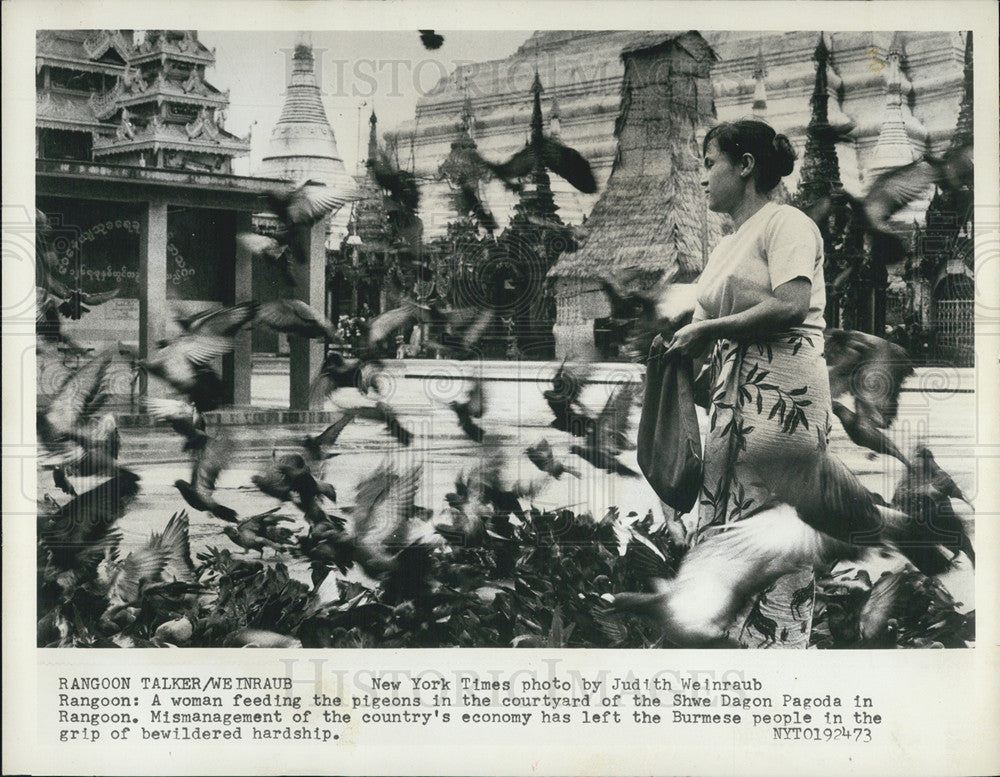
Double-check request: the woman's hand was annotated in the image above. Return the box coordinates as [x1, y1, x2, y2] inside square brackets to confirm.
[665, 320, 712, 356]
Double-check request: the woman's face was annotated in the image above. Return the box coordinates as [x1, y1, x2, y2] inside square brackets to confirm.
[701, 138, 747, 214]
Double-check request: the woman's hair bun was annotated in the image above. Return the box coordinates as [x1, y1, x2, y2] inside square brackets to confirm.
[771, 134, 797, 177]
[703, 119, 797, 192]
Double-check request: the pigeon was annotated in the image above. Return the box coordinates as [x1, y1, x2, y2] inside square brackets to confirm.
[454, 181, 498, 233]
[526, 438, 581, 480]
[36, 287, 67, 343]
[367, 147, 423, 257]
[862, 144, 972, 233]
[803, 144, 972, 276]
[175, 301, 258, 337]
[428, 308, 495, 358]
[472, 137, 597, 194]
[610, 446, 971, 647]
[101, 511, 195, 611]
[449, 378, 486, 442]
[37, 346, 115, 447]
[460, 444, 542, 526]
[543, 359, 594, 436]
[346, 402, 414, 446]
[222, 510, 294, 557]
[824, 328, 914, 429]
[251, 451, 304, 502]
[598, 278, 660, 323]
[38, 470, 141, 574]
[340, 462, 426, 578]
[174, 431, 238, 523]
[299, 412, 355, 462]
[34, 219, 120, 320]
[436, 473, 489, 547]
[53, 285, 120, 321]
[295, 514, 355, 587]
[260, 179, 360, 267]
[256, 299, 338, 341]
[309, 351, 381, 401]
[43, 412, 122, 490]
[857, 569, 972, 647]
[144, 397, 208, 453]
[237, 232, 296, 288]
[419, 30, 444, 50]
[568, 382, 640, 477]
[831, 400, 909, 466]
[37, 347, 124, 490]
[366, 301, 493, 358]
[140, 303, 254, 412]
[892, 453, 975, 570]
[275, 454, 339, 508]
[911, 444, 974, 510]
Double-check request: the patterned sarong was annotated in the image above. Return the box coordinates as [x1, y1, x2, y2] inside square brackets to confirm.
[695, 330, 832, 648]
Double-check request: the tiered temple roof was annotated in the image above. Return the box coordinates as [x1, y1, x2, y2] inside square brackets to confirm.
[36, 29, 249, 172]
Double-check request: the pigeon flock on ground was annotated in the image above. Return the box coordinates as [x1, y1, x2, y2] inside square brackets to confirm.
[35, 129, 976, 648]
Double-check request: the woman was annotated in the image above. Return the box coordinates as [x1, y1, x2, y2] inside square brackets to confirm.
[665, 120, 832, 648]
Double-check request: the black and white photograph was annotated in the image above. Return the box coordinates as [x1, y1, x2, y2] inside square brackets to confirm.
[4, 1, 1000, 775]
[30, 24, 980, 650]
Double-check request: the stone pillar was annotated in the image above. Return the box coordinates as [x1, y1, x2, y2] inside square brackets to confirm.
[553, 278, 603, 361]
[289, 218, 328, 409]
[138, 198, 169, 399]
[229, 210, 254, 405]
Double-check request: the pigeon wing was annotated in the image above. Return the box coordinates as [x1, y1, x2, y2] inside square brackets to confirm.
[540, 137, 597, 193]
[862, 158, 936, 228]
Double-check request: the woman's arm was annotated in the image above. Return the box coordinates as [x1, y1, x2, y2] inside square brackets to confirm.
[665, 278, 810, 355]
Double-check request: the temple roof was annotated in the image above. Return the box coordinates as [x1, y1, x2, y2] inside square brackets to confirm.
[129, 30, 215, 65]
[36, 30, 132, 72]
[620, 30, 718, 62]
[93, 114, 247, 157]
[550, 31, 724, 283]
[36, 90, 106, 131]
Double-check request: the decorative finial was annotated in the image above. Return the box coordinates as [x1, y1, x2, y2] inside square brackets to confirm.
[753, 44, 767, 80]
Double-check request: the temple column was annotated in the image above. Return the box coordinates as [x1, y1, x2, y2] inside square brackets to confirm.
[138, 198, 169, 399]
[229, 210, 254, 405]
[289, 218, 327, 410]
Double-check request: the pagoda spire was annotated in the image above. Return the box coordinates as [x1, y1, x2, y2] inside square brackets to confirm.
[530, 71, 545, 147]
[751, 45, 768, 119]
[868, 33, 917, 181]
[260, 39, 354, 234]
[514, 71, 560, 225]
[951, 31, 973, 150]
[367, 109, 379, 164]
[796, 33, 843, 205]
[920, 30, 974, 310]
[276, 43, 334, 128]
[460, 79, 477, 142]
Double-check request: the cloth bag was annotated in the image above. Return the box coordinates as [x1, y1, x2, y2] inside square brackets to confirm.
[636, 339, 704, 512]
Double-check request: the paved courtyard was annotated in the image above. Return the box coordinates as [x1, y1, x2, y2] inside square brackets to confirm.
[40, 359, 979, 610]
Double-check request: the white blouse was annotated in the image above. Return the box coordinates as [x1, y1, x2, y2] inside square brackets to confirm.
[694, 202, 826, 333]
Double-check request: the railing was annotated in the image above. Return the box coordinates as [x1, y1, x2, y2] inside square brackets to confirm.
[932, 299, 974, 367]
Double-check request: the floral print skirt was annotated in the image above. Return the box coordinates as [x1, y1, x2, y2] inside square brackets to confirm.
[695, 331, 832, 648]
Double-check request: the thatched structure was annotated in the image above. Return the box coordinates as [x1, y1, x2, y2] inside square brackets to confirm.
[548, 31, 727, 359]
